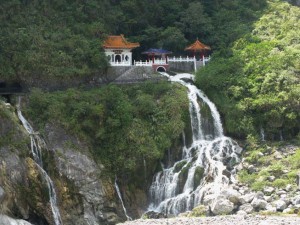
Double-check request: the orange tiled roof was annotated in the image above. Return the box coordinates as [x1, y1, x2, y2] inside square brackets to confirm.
[103, 34, 140, 49]
[185, 39, 211, 51]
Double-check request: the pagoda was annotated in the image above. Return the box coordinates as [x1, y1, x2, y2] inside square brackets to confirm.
[103, 34, 140, 66]
[185, 38, 211, 58]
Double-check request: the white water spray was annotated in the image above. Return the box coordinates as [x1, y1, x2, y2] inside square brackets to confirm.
[114, 178, 132, 221]
[260, 127, 265, 142]
[17, 98, 63, 225]
[149, 73, 242, 215]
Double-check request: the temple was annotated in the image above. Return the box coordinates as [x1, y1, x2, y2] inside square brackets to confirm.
[103, 35, 140, 66]
[103, 35, 211, 72]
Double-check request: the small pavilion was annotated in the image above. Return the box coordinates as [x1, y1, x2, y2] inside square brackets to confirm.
[185, 38, 211, 59]
[103, 34, 140, 66]
[141, 48, 172, 72]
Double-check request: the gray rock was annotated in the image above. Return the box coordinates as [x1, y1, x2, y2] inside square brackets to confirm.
[274, 151, 283, 159]
[283, 208, 293, 214]
[0, 214, 33, 225]
[276, 190, 287, 195]
[211, 198, 234, 215]
[239, 203, 254, 214]
[264, 195, 273, 202]
[240, 193, 255, 204]
[247, 165, 256, 173]
[264, 204, 277, 213]
[251, 198, 267, 210]
[291, 195, 300, 205]
[236, 210, 247, 216]
[267, 176, 276, 182]
[255, 191, 265, 199]
[45, 124, 122, 225]
[221, 188, 241, 204]
[257, 152, 264, 157]
[274, 200, 287, 211]
[263, 187, 275, 195]
[285, 184, 292, 192]
[203, 194, 216, 206]
[0, 186, 4, 202]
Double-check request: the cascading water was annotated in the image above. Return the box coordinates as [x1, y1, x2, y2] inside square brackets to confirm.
[17, 98, 63, 225]
[149, 73, 242, 215]
[114, 178, 132, 221]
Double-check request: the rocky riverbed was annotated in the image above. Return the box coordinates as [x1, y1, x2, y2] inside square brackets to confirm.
[117, 215, 300, 225]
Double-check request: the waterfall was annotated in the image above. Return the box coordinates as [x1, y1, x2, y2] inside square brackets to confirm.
[260, 127, 265, 142]
[17, 98, 63, 225]
[114, 178, 132, 221]
[149, 73, 242, 215]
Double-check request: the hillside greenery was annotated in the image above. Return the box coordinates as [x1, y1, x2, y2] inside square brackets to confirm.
[0, 0, 267, 80]
[1, 1, 299, 141]
[24, 82, 189, 182]
[196, 0, 300, 140]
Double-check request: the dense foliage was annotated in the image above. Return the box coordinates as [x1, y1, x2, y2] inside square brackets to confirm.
[1, 0, 299, 170]
[0, 0, 267, 79]
[25, 82, 189, 180]
[197, 0, 300, 140]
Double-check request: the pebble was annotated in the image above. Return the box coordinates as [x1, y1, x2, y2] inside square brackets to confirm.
[117, 215, 300, 225]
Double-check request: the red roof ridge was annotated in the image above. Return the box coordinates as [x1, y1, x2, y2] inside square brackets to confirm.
[185, 39, 211, 51]
[103, 34, 140, 49]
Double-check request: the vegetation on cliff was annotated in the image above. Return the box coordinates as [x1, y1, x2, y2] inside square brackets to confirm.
[25, 82, 189, 182]
[196, 0, 300, 140]
[0, 0, 266, 80]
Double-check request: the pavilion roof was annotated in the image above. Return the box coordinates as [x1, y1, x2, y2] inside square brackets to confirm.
[103, 34, 140, 49]
[185, 39, 211, 51]
[142, 48, 172, 55]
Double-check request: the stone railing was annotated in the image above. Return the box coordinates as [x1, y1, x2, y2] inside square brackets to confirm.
[134, 59, 168, 66]
[110, 61, 131, 66]
[168, 56, 196, 62]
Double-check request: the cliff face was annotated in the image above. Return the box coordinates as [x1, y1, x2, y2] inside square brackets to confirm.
[0, 101, 130, 225]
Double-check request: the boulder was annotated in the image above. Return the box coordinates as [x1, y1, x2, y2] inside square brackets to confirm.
[264, 204, 277, 213]
[247, 165, 256, 173]
[283, 208, 293, 214]
[264, 195, 273, 202]
[285, 184, 292, 192]
[263, 187, 275, 196]
[203, 194, 216, 206]
[240, 193, 255, 204]
[236, 210, 247, 216]
[239, 203, 254, 214]
[274, 200, 287, 211]
[0, 214, 33, 225]
[291, 195, 300, 205]
[255, 191, 265, 199]
[251, 198, 267, 210]
[211, 198, 234, 215]
[221, 189, 241, 205]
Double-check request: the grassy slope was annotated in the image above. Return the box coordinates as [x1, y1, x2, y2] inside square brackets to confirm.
[25, 82, 189, 185]
[196, 0, 300, 140]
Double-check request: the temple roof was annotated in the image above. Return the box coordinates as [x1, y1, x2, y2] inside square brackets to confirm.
[185, 39, 211, 51]
[103, 35, 140, 49]
[142, 48, 172, 55]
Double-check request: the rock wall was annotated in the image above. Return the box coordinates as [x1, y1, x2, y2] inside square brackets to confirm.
[0, 103, 49, 224]
[44, 124, 124, 225]
[0, 101, 132, 225]
[169, 62, 195, 73]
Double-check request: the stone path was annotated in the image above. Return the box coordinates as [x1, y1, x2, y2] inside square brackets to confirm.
[117, 215, 300, 225]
